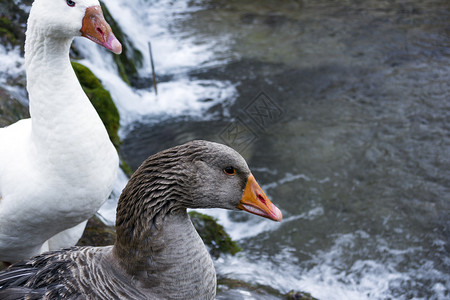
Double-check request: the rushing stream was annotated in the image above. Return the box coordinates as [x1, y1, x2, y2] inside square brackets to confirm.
[1, 0, 449, 299]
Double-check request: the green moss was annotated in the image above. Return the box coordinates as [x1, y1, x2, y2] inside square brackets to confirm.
[71, 61, 121, 149]
[189, 211, 241, 258]
[0, 16, 20, 46]
[0, 16, 11, 27]
[100, 1, 144, 86]
[71, 62, 101, 89]
[0, 27, 15, 44]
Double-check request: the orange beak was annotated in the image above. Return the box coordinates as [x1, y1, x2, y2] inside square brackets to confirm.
[80, 6, 122, 54]
[237, 174, 282, 222]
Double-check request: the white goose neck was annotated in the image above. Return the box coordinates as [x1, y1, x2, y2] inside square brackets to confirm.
[23, 17, 115, 175]
[25, 24, 79, 118]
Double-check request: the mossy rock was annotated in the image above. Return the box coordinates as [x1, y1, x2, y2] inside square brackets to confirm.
[189, 211, 241, 259]
[100, 1, 143, 86]
[217, 277, 283, 297]
[71, 61, 121, 149]
[286, 290, 319, 300]
[76, 215, 116, 247]
[0, 18, 18, 46]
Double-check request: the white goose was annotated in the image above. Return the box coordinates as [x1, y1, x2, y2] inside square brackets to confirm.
[0, 0, 122, 263]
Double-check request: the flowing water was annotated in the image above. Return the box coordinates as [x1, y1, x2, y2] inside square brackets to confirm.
[1, 0, 449, 299]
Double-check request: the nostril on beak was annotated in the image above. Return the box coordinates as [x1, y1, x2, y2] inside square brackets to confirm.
[258, 194, 266, 205]
[96, 27, 104, 37]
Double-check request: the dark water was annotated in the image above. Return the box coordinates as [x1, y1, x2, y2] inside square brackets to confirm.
[120, 0, 449, 298]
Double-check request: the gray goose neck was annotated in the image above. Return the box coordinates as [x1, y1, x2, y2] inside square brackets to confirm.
[112, 145, 216, 298]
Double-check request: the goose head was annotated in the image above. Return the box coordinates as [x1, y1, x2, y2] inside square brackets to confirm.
[29, 0, 122, 54]
[117, 140, 282, 226]
[185, 141, 282, 221]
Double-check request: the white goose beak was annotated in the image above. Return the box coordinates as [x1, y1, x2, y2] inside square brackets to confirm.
[80, 5, 122, 54]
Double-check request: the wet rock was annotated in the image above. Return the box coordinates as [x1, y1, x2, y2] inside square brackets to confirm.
[0, 261, 8, 271]
[241, 13, 258, 25]
[129, 73, 174, 90]
[217, 277, 319, 300]
[217, 277, 283, 298]
[76, 215, 116, 247]
[286, 290, 318, 300]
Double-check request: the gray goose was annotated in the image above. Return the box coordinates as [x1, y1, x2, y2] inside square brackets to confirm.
[0, 140, 282, 299]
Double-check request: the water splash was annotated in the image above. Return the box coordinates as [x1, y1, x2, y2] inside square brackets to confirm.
[74, 0, 237, 134]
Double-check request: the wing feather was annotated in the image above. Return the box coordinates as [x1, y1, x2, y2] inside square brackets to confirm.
[0, 247, 82, 299]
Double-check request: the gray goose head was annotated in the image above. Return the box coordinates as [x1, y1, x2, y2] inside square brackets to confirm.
[114, 140, 282, 262]
[115, 140, 281, 227]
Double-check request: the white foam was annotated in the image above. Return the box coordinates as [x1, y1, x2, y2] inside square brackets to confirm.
[214, 231, 434, 300]
[262, 172, 311, 190]
[0, 45, 28, 106]
[0, 46, 25, 81]
[194, 208, 286, 240]
[73, 0, 237, 131]
[103, 0, 221, 73]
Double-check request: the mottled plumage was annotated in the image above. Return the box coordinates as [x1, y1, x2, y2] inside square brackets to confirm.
[0, 141, 282, 299]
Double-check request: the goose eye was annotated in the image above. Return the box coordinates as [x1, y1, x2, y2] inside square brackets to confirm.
[224, 166, 236, 175]
[66, 0, 76, 7]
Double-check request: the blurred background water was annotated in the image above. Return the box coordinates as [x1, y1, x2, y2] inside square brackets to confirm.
[1, 0, 449, 299]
